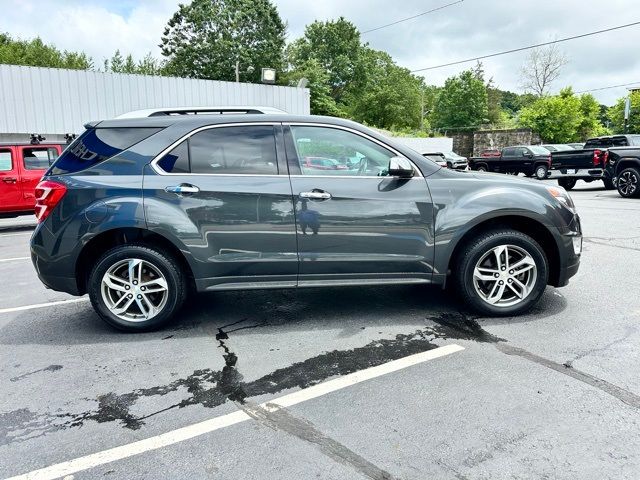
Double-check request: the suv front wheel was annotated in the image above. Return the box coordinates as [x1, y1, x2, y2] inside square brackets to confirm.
[455, 230, 548, 316]
[88, 244, 187, 331]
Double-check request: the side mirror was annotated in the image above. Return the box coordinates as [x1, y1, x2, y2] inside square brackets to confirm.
[388, 156, 414, 178]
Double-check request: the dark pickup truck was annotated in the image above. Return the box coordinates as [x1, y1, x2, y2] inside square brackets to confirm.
[550, 135, 640, 190]
[468, 145, 551, 179]
[606, 146, 640, 198]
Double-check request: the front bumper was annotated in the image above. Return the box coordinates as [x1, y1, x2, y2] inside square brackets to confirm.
[551, 213, 581, 288]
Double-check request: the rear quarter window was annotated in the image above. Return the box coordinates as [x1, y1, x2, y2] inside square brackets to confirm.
[50, 127, 161, 175]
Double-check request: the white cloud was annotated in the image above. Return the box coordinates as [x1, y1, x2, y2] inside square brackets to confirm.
[1, 0, 638, 104]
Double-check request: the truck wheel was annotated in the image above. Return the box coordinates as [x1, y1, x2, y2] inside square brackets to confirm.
[477, 165, 487, 172]
[617, 167, 640, 198]
[447, 162, 453, 169]
[455, 230, 548, 316]
[602, 177, 615, 190]
[535, 165, 548, 180]
[88, 244, 187, 331]
[558, 178, 577, 190]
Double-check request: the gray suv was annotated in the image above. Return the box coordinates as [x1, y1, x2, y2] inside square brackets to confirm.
[30, 115, 582, 331]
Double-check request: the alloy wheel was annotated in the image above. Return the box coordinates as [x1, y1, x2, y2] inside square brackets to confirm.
[101, 258, 169, 322]
[472, 244, 537, 307]
[618, 170, 638, 197]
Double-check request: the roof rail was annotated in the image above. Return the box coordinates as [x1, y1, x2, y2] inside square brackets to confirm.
[115, 106, 287, 119]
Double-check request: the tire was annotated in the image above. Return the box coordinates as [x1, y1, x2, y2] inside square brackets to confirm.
[558, 178, 577, 190]
[447, 162, 453, 169]
[534, 165, 548, 180]
[454, 229, 549, 317]
[88, 244, 187, 331]
[616, 167, 640, 198]
[477, 165, 487, 172]
[602, 177, 615, 190]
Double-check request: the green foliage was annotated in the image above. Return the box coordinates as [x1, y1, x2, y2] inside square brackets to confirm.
[0, 32, 92, 70]
[343, 49, 422, 130]
[519, 87, 605, 142]
[160, 0, 286, 82]
[285, 18, 423, 129]
[286, 18, 362, 103]
[608, 91, 640, 134]
[104, 50, 164, 75]
[280, 58, 345, 117]
[431, 70, 488, 131]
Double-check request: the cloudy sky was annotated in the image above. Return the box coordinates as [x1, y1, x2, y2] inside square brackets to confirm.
[3, 0, 639, 105]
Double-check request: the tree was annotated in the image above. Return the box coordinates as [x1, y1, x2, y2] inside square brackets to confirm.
[286, 17, 362, 103]
[519, 44, 567, 96]
[160, 0, 286, 82]
[281, 58, 344, 116]
[576, 93, 608, 139]
[518, 87, 604, 142]
[104, 51, 164, 75]
[431, 69, 488, 132]
[344, 49, 422, 130]
[608, 91, 640, 134]
[0, 32, 92, 70]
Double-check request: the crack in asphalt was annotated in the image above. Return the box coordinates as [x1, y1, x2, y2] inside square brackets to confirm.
[215, 320, 397, 480]
[10, 364, 63, 383]
[240, 401, 398, 480]
[583, 238, 640, 252]
[496, 343, 640, 410]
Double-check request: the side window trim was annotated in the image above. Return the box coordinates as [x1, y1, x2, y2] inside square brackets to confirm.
[151, 122, 283, 176]
[283, 122, 422, 178]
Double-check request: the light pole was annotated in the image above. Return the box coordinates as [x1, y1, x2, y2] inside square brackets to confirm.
[235, 61, 254, 82]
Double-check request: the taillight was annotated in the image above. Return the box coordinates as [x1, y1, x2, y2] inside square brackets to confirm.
[548, 154, 552, 167]
[593, 149, 602, 166]
[34, 180, 67, 223]
[603, 150, 609, 166]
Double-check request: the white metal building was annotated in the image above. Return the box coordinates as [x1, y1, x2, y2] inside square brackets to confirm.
[0, 64, 310, 142]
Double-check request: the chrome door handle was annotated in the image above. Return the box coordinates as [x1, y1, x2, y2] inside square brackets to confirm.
[300, 190, 331, 200]
[2, 177, 17, 184]
[165, 184, 200, 194]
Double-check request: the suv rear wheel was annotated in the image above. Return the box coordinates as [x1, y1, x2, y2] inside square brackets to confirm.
[88, 244, 186, 331]
[617, 167, 640, 198]
[454, 230, 548, 316]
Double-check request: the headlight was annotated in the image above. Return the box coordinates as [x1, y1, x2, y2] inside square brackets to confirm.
[546, 186, 576, 211]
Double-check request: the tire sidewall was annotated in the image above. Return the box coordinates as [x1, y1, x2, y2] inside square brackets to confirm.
[88, 245, 183, 331]
[458, 231, 549, 316]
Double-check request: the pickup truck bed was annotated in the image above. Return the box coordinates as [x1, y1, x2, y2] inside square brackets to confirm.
[550, 135, 640, 190]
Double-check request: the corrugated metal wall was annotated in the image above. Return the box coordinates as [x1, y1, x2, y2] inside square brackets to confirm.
[0, 65, 310, 135]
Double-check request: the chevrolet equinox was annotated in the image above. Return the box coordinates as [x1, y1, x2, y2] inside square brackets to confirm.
[30, 115, 582, 331]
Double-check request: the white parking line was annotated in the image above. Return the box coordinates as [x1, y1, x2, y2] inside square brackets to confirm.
[4, 343, 464, 480]
[0, 256, 30, 263]
[0, 298, 89, 314]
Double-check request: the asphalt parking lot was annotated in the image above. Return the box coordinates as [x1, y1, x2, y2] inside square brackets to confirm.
[1, 183, 639, 480]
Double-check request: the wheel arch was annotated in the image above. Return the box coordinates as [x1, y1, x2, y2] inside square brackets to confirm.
[75, 227, 194, 295]
[615, 157, 640, 177]
[446, 215, 561, 287]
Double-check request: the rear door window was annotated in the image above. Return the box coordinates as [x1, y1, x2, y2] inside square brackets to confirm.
[51, 127, 161, 175]
[189, 126, 277, 175]
[156, 126, 278, 175]
[0, 150, 11, 171]
[502, 147, 515, 157]
[22, 147, 59, 170]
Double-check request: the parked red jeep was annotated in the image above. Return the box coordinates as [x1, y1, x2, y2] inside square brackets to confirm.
[0, 141, 64, 217]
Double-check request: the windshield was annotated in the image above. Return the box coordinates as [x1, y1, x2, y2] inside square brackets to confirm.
[529, 146, 550, 155]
